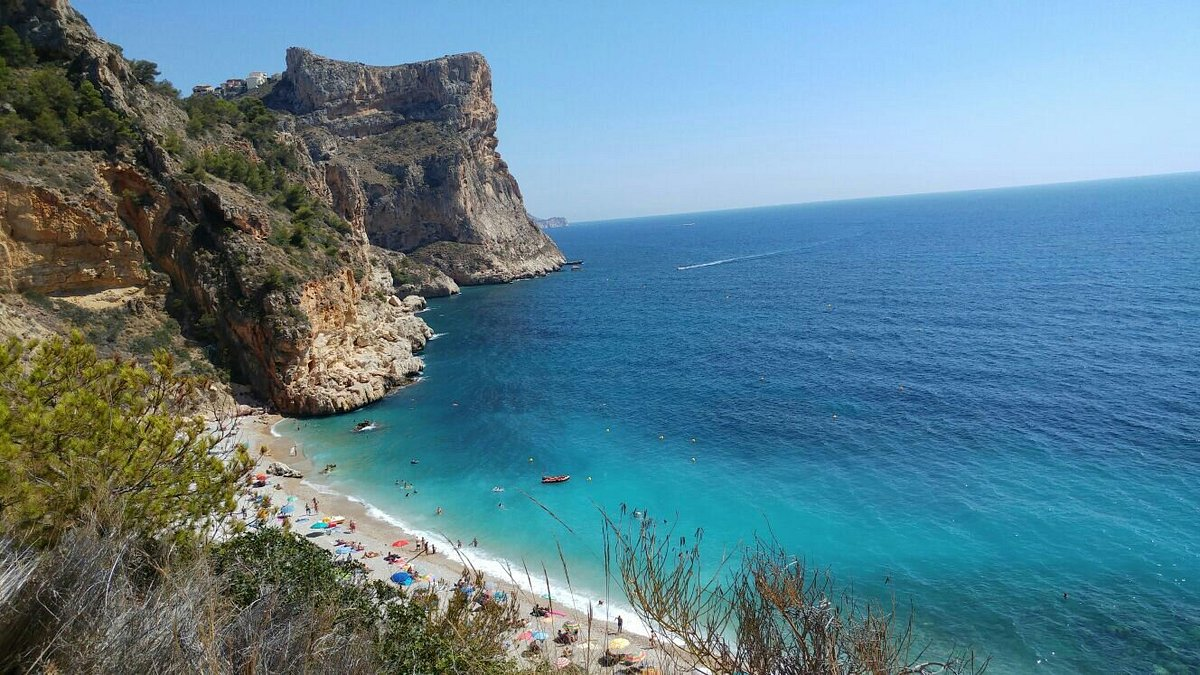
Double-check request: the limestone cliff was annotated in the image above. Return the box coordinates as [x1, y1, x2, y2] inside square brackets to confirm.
[266, 48, 564, 284]
[0, 0, 557, 414]
[531, 215, 569, 229]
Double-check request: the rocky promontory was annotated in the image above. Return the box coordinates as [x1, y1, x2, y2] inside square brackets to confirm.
[267, 48, 565, 285]
[0, 0, 562, 414]
[531, 215, 569, 229]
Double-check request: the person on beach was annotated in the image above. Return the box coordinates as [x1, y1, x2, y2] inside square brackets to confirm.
[304, 504, 311, 516]
[349, 520, 357, 533]
[617, 615, 623, 634]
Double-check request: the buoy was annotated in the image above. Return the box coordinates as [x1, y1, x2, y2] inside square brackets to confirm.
[832, 414, 838, 420]
[658, 435, 664, 441]
[528, 457, 534, 462]
[587, 476, 592, 481]
[605, 428, 610, 432]
[690, 437, 696, 443]
[691, 457, 696, 463]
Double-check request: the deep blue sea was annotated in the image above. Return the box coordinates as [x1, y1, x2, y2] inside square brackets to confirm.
[294, 173, 1200, 674]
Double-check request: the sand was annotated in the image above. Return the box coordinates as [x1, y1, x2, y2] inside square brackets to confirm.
[225, 414, 673, 673]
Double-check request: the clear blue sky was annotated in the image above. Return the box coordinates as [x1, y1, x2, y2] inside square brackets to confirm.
[76, 0, 1200, 221]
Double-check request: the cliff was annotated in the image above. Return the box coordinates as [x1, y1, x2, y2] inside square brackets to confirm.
[531, 215, 569, 229]
[266, 48, 564, 284]
[0, 0, 560, 414]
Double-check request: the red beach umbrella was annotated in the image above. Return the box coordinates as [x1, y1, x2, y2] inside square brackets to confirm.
[392, 539, 409, 547]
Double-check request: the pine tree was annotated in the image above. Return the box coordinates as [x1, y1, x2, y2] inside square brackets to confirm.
[0, 334, 250, 547]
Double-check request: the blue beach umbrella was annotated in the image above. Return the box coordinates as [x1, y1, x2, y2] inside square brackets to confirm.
[310, 521, 329, 529]
[334, 545, 353, 555]
[390, 571, 413, 585]
[531, 631, 549, 641]
[280, 505, 295, 515]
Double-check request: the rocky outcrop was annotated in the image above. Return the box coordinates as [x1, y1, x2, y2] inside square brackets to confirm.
[1, 0, 561, 415]
[267, 461, 303, 478]
[267, 48, 565, 284]
[531, 215, 569, 229]
[0, 161, 149, 294]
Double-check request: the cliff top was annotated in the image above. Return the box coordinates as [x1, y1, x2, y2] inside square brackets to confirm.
[269, 47, 494, 128]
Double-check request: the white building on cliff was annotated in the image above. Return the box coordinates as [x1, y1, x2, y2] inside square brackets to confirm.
[245, 71, 268, 90]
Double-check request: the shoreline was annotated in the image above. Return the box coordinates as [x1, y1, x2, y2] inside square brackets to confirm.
[231, 414, 670, 672]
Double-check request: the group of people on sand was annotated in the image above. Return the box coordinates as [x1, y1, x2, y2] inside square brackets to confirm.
[413, 537, 438, 555]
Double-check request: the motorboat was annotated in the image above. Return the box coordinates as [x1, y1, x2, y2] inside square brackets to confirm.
[541, 475, 570, 484]
[353, 420, 377, 433]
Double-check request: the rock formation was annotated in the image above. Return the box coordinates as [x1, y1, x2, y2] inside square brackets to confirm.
[530, 215, 569, 229]
[0, 0, 562, 415]
[266, 48, 564, 284]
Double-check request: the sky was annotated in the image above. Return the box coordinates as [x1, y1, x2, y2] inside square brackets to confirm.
[76, 0, 1200, 222]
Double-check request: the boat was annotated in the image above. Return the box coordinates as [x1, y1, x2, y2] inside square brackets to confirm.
[541, 475, 570, 484]
[353, 420, 377, 433]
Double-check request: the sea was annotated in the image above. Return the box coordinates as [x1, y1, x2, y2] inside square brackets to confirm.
[289, 173, 1200, 674]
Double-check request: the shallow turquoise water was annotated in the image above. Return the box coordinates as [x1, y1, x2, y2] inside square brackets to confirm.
[294, 174, 1200, 673]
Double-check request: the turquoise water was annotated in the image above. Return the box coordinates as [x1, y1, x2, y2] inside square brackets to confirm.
[294, 173, 1200, 673]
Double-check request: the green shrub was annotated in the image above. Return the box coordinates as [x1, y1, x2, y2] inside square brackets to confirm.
[0, 27, 35, 68]
[0, 334, 250, 547]
[0, 31, 136, 154]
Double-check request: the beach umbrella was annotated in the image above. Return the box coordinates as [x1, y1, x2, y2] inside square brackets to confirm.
[390, 571, 413, 585]
[608, 637, 630, 651]
[554, 656, 570, 669]
[517, 630, 533, 641]
[391, 539, 409, 547]
[280, 505, 295, 515]
[255, 473, 267, 481]
[531, 631, 549, 641]
[287, 496, 297, 502]
[309, 521, 329, 529]
[334, 545, 353, 555]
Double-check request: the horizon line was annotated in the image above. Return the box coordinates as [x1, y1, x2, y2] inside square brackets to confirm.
[567, 169, 1200, 226]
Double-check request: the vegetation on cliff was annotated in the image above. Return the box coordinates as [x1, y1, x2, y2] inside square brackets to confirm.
[0, 26, 134, 153]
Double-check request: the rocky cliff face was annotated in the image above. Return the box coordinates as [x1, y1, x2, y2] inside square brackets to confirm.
[266, 48, 564, 284]
[0, 158, 149, 294]
[0, 0, 559, 415]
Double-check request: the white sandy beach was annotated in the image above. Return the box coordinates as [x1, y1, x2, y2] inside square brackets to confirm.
[222, 414, 675, 673]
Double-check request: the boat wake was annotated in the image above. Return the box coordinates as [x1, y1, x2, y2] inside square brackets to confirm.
[676, 249, 793, 270]
[675, 234, 862, 271]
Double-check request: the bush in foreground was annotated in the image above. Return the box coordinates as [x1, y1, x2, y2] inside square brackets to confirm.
[0, 334, 248, 547]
